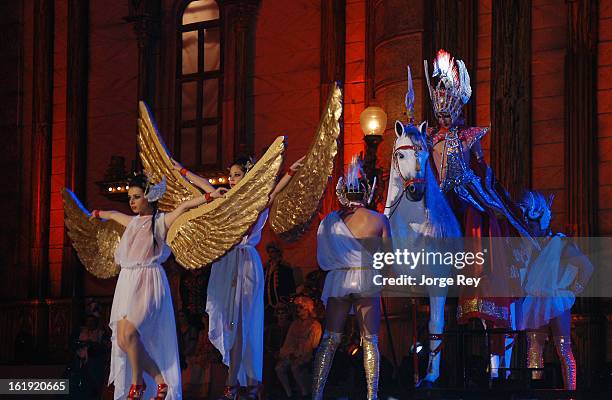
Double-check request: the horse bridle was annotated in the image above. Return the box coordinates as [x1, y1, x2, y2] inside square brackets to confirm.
[392, 143, 426, 188]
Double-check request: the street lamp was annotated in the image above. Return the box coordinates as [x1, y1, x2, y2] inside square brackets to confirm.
[360, 106, 387, 136]
[359, 106, 387, 209]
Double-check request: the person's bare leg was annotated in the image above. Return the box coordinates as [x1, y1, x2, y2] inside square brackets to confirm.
[117, 319, 165, 385]
[227, 301, 243, 386]
[323, 297, 352, 333]
[291, 363, 309, 396]
[117, 319, 143, 385]
[136, 339, 165, 384]
[275, 360, 292, 397]
[355, 297, 381, 400]
[312, 297, 352, 400]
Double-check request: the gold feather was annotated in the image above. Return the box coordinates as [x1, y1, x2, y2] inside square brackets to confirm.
[269, 83, 343, 239]
[167, 136, 285, 269]
[62, 188, 124, 279]
[138, 101, 202, 212]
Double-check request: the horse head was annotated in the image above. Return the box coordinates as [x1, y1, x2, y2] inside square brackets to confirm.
[391, 120, 430, 202]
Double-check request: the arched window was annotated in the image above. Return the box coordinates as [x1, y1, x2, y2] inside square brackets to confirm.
[177, 0, 222, 168]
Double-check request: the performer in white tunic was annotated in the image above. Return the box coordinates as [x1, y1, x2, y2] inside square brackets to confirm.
[174, 155, 304, 400]
[312, 156, 391, 400]
[518, 191, 593, 390]
[92, 174, 226, 400]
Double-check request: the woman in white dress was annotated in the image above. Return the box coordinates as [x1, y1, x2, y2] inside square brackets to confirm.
[518, 191, 593, 390]
[92, 174, 226, 400]
[173, 155, 304, 400]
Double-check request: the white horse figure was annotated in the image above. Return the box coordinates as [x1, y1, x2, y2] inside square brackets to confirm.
[384, 67, 461, 387]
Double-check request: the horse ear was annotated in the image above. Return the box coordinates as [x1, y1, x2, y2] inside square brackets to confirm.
[395, 120, 404, 138]
[418, 121, 428, 136]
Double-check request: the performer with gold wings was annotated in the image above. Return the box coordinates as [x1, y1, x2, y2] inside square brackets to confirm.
[138, 84, 343, 400]
[64, 101, 285, 400]
[62, 175, 227, 400]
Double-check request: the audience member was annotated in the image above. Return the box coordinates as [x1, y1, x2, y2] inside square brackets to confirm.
[275, 296, 322, 398]
[264, 242, 296, 323]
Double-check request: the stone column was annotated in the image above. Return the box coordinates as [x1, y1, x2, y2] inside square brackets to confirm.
[565, 0, 598, 236]
[490, 0, 532, 198]
[30, 0, 54, 360]
[221, 0, 260, 160]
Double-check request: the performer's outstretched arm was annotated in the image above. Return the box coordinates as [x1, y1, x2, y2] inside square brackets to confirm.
[171, 158, 217, 193]
[268, 156, 305, 205]
[164, 187, 227, 229]
[90, 210, 132, 227]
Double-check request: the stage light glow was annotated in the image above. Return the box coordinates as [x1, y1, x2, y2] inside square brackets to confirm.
[347, 343, 360, 356]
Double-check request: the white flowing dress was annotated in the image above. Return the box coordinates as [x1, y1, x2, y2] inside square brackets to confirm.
[317, 211, 378, 305]
[206, 209, 267, 385]
[108, 213, 181, 400]
[519, 234, 578, 330]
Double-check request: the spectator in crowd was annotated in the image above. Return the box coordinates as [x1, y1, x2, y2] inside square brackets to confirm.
[178, 309, 199, 395]
[264, 242, 296, 323]
[295, 270, 326, 320]
[265, 302, 292, 356]
[65, 302, 110, 399]
[184, 313, 217, 398]
[275, 296, 322, 399]
[179, 268, 209, 318]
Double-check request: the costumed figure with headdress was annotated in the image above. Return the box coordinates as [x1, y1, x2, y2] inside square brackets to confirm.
[63, 172, 227, 400]
[137, 85, 342, 400]
[517, 191, 593, 390]
[312, 156, 390, 400]
[175, 153, 305, 400]
[424, 49, 534, 376]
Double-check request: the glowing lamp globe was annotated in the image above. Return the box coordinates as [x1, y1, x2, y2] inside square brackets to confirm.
[360, 106, 387, 136]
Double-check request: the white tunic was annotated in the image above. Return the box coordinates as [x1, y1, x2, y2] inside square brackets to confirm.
[519, 234, 578, 330]
[206, 209, 268, 385]
[108, 213, 181, 400]
[317, 211, 379, 305]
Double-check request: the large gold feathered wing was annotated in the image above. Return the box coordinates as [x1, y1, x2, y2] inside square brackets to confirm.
[269, 83, 343, 239]
[62, 188, 125, 279]
[138, 101, 201, 212]
[167, 136, 285, 269]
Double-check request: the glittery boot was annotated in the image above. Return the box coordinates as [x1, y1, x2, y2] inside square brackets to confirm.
[526, 331, 546, 380]
[362, 334, 380, 400]
[553, 336, 576, 390]
[312, 331, 342, 400]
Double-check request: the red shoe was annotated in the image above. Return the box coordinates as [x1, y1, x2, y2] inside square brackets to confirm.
[153, 383, 168, 399]
[127, 383, 146, 399]
[218, 384, 240, 400]
[243, 384, 264, 400]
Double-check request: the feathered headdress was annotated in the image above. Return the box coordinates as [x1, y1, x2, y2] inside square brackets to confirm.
[405, 66, 416, 124]
[424, 49, 472, 124]
[336, 155, 376, 207]
[519, 191, 554, 221]
[144, 174, 167, 202]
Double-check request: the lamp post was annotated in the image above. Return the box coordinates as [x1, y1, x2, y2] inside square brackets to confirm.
[359, 106, 387, 209]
